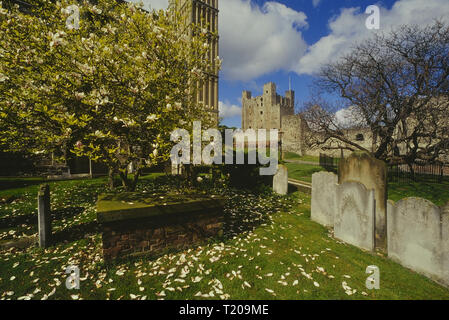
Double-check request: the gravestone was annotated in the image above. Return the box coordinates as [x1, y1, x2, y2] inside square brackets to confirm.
[38, 184, 52, 248]
[311, 172, 338, 227]
[334, 182, 375, 251]
[387, 198, 449, 288]
[273, 164, 288, 195]
[339, 152, 387, 249]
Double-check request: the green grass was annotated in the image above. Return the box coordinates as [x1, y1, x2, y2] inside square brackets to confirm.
[283, 152, 320, 163]
[388, 180, 449, 206]
[285, 163, 449, 205]
[285, 163, 326, 183]
[1, 176, 448, 300]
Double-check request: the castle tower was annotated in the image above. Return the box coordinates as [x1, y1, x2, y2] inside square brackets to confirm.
[241, 82, 306, 155]
[169, 0, 219, 125]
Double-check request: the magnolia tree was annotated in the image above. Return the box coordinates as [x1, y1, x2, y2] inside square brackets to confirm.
[0, 0, 218, 190]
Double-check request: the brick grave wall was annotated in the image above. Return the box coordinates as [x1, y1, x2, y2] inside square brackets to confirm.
[101, 211, 224, 262]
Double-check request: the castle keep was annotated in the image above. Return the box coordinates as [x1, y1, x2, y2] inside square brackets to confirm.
[241, 82, 307, 155]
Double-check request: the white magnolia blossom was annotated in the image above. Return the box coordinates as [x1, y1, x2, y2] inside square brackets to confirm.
[0, 73, 8, 82]
[74, 92, 86, 100]
[146, 114, 157, 122]
[49, 31, 66, 48]
[94, 130, 106, 138]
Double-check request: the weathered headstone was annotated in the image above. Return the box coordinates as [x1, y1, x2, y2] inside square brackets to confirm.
[387, 198, 449, 288]
[334, 182, 375, 251]
[339, 152, 387, 249]
[38, 184, 52, 248]
[273, 164, 288, 195]
[311, 171, 338, 227]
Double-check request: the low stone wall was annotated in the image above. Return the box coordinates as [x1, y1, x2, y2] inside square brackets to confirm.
[387, 198, 449, 287]
[97, 193, 225, 262]
[311, 172, 338, 227]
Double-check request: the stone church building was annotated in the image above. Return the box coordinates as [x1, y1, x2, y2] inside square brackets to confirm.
[241, 82, 308, 155]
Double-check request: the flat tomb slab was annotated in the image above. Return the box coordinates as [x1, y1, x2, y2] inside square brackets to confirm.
[97, 193, 225, 223]
[97, 193, 225, 262]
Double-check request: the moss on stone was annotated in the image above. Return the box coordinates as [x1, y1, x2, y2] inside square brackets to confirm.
[97, 192, 225, 223]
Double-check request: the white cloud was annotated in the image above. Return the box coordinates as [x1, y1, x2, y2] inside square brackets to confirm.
[128, 0, 449, 82]
[219, 101, 242, 118]
[133, 0, 308, 82]
[220, 0, 308, 81]
[296, 0, 449, 75]
[334, 106, 366, 128]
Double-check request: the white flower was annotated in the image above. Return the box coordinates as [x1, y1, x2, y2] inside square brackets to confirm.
[74, 92, 85, 100]
[197, 176, 203, 183]
[0, 73, 8, 82]
[166, 103, 172, 110]
[146, 114, 157, 122]
[92, 6, 102, 14]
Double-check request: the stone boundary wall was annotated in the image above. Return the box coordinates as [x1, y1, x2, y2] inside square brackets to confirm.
[387, 198, 449, 287]
[311, 172, 338, 227]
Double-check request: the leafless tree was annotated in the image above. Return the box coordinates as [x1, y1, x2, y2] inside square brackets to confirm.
[302, 20, 449, 167]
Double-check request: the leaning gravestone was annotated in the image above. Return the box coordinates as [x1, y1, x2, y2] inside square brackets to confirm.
[311, 172, 338, 227]
[339, 152, 387, 250]
[38, 184, 52, 248]
[273, 164, 288, 195]
[334, 182, 376, 251]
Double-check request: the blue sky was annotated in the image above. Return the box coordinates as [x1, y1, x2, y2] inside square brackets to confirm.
[136, 0, 449, 128]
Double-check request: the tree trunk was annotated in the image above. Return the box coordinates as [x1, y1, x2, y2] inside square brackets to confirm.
[108, 167, 116, 190]
[118, 167, 141, 192]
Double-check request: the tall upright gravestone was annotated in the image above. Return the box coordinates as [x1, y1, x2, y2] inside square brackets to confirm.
[338, 152, 387, 250]
[38, 184, 52, 248]
[273, 164, 288, 195]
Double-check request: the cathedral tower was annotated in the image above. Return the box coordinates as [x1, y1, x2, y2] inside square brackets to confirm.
[169, 0, 219, 125]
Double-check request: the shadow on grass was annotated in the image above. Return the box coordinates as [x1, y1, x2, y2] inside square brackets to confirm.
[0, 207, 84, 229]
[0, 178, 46, 191]
[52, 221, 99, 244]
